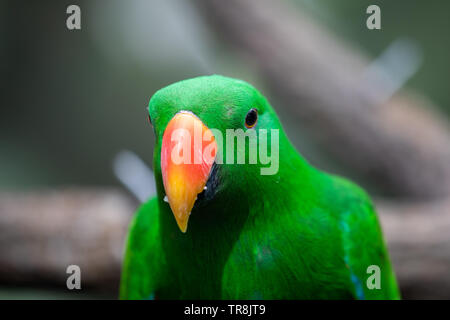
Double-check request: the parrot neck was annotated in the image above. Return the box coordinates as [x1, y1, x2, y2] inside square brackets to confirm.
[244, 129, 316, 207]
[156, 132, 316, 298]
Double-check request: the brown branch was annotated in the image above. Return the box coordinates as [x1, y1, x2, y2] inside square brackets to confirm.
[197, 0, 450, 199]
[0, 189, 136, 291]
[378, 198, 450, 299]
[0, 190, 450, 298]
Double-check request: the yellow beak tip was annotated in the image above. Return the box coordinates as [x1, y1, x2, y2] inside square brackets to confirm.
[161, 111, 216, 234]
[177, 220, 188, 233]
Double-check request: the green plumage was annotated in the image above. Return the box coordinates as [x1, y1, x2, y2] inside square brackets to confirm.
[120, 75, 400, 299]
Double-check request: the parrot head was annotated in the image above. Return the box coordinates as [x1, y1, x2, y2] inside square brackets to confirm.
[148, 75, 287, 233]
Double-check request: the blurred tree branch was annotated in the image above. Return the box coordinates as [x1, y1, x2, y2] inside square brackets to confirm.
[1, 190, 450, 299]
[0, 189, 135, 292]
[379, 197, 450, 299]
[197, 0, 450, 199]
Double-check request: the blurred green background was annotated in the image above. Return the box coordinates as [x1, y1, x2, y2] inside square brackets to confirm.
[1, 0, 449, 191]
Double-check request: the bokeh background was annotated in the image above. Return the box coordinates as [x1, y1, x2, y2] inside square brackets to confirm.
[1, 0, 450, 299]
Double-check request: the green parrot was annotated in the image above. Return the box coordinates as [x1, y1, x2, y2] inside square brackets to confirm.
[119, 75, 400, 300]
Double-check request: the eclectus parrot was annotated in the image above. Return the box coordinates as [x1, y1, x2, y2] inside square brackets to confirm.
[120, 75, 400, 299]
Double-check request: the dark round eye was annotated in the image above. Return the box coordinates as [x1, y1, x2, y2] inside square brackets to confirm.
[245, 108, 258, 128]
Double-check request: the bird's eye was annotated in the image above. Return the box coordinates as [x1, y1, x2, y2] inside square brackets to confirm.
[245, 108, 258, 128]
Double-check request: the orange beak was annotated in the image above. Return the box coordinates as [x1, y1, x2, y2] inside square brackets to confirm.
[161, 111, 217, 233]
